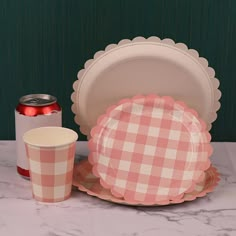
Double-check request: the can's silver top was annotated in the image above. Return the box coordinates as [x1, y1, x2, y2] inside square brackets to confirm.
[19, 94, 57, 106]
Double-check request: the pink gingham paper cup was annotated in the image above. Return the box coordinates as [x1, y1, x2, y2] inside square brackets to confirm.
[23, 127, 78, 202]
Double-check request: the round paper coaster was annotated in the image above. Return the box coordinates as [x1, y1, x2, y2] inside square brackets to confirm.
[73, 160, 220, 206]
[88, 95, 212, 204]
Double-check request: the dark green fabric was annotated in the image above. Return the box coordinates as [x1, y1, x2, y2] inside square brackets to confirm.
[0, 0, 235, 141]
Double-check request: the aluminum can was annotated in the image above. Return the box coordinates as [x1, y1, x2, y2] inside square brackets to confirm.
[15, 94, 62, 178]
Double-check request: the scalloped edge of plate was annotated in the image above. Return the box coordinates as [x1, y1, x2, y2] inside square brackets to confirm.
[73, 160, 220, 206]
[71, 36, 221, 137]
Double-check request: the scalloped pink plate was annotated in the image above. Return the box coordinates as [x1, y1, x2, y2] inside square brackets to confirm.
[73, 160, 220, 206]
[71, 37, 221, 137]
[88, 95, 212, 204]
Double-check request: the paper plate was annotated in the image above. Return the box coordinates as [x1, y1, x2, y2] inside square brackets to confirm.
[71, 37, 221, 137]
[73, 160, 220, 206]
[88, 95, 212, 204]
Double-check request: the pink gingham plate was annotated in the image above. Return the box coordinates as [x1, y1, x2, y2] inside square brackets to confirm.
[88, 95, 212, 204]
[73, 160, 220, 206]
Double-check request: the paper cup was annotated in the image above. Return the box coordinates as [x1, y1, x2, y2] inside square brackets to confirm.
[23, 127, 78, 202]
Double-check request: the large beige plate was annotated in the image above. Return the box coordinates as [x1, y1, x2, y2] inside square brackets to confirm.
[71, 37, 221, 137]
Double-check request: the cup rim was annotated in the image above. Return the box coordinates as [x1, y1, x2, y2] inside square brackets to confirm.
[23, 126, 78, 148]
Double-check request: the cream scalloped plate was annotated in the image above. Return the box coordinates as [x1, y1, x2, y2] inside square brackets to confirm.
[71, 37, 221, 137]
[73, 160, 220, 206]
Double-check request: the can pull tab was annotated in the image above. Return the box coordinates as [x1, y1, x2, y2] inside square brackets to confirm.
[28, 98, 49, 105]
[19, 94, 57, 106]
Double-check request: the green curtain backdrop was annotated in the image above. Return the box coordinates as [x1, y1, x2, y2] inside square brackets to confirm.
[0, 0, 235, 141]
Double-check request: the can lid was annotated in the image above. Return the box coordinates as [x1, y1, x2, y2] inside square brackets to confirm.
[19, 94, 57, 106]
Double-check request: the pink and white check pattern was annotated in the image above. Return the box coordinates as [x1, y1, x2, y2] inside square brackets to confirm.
[73, 160, 220, 206]
[25, 143, 76, 202]
[88, 95, 212, 204]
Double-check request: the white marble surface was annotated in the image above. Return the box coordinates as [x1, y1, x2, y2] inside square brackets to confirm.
[0, 141, 236, 236]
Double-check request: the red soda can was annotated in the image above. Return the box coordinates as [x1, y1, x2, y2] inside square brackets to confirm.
[15, 94, 62, 178]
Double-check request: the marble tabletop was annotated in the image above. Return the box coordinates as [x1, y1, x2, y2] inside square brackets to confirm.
[0, 141, 236, 236]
